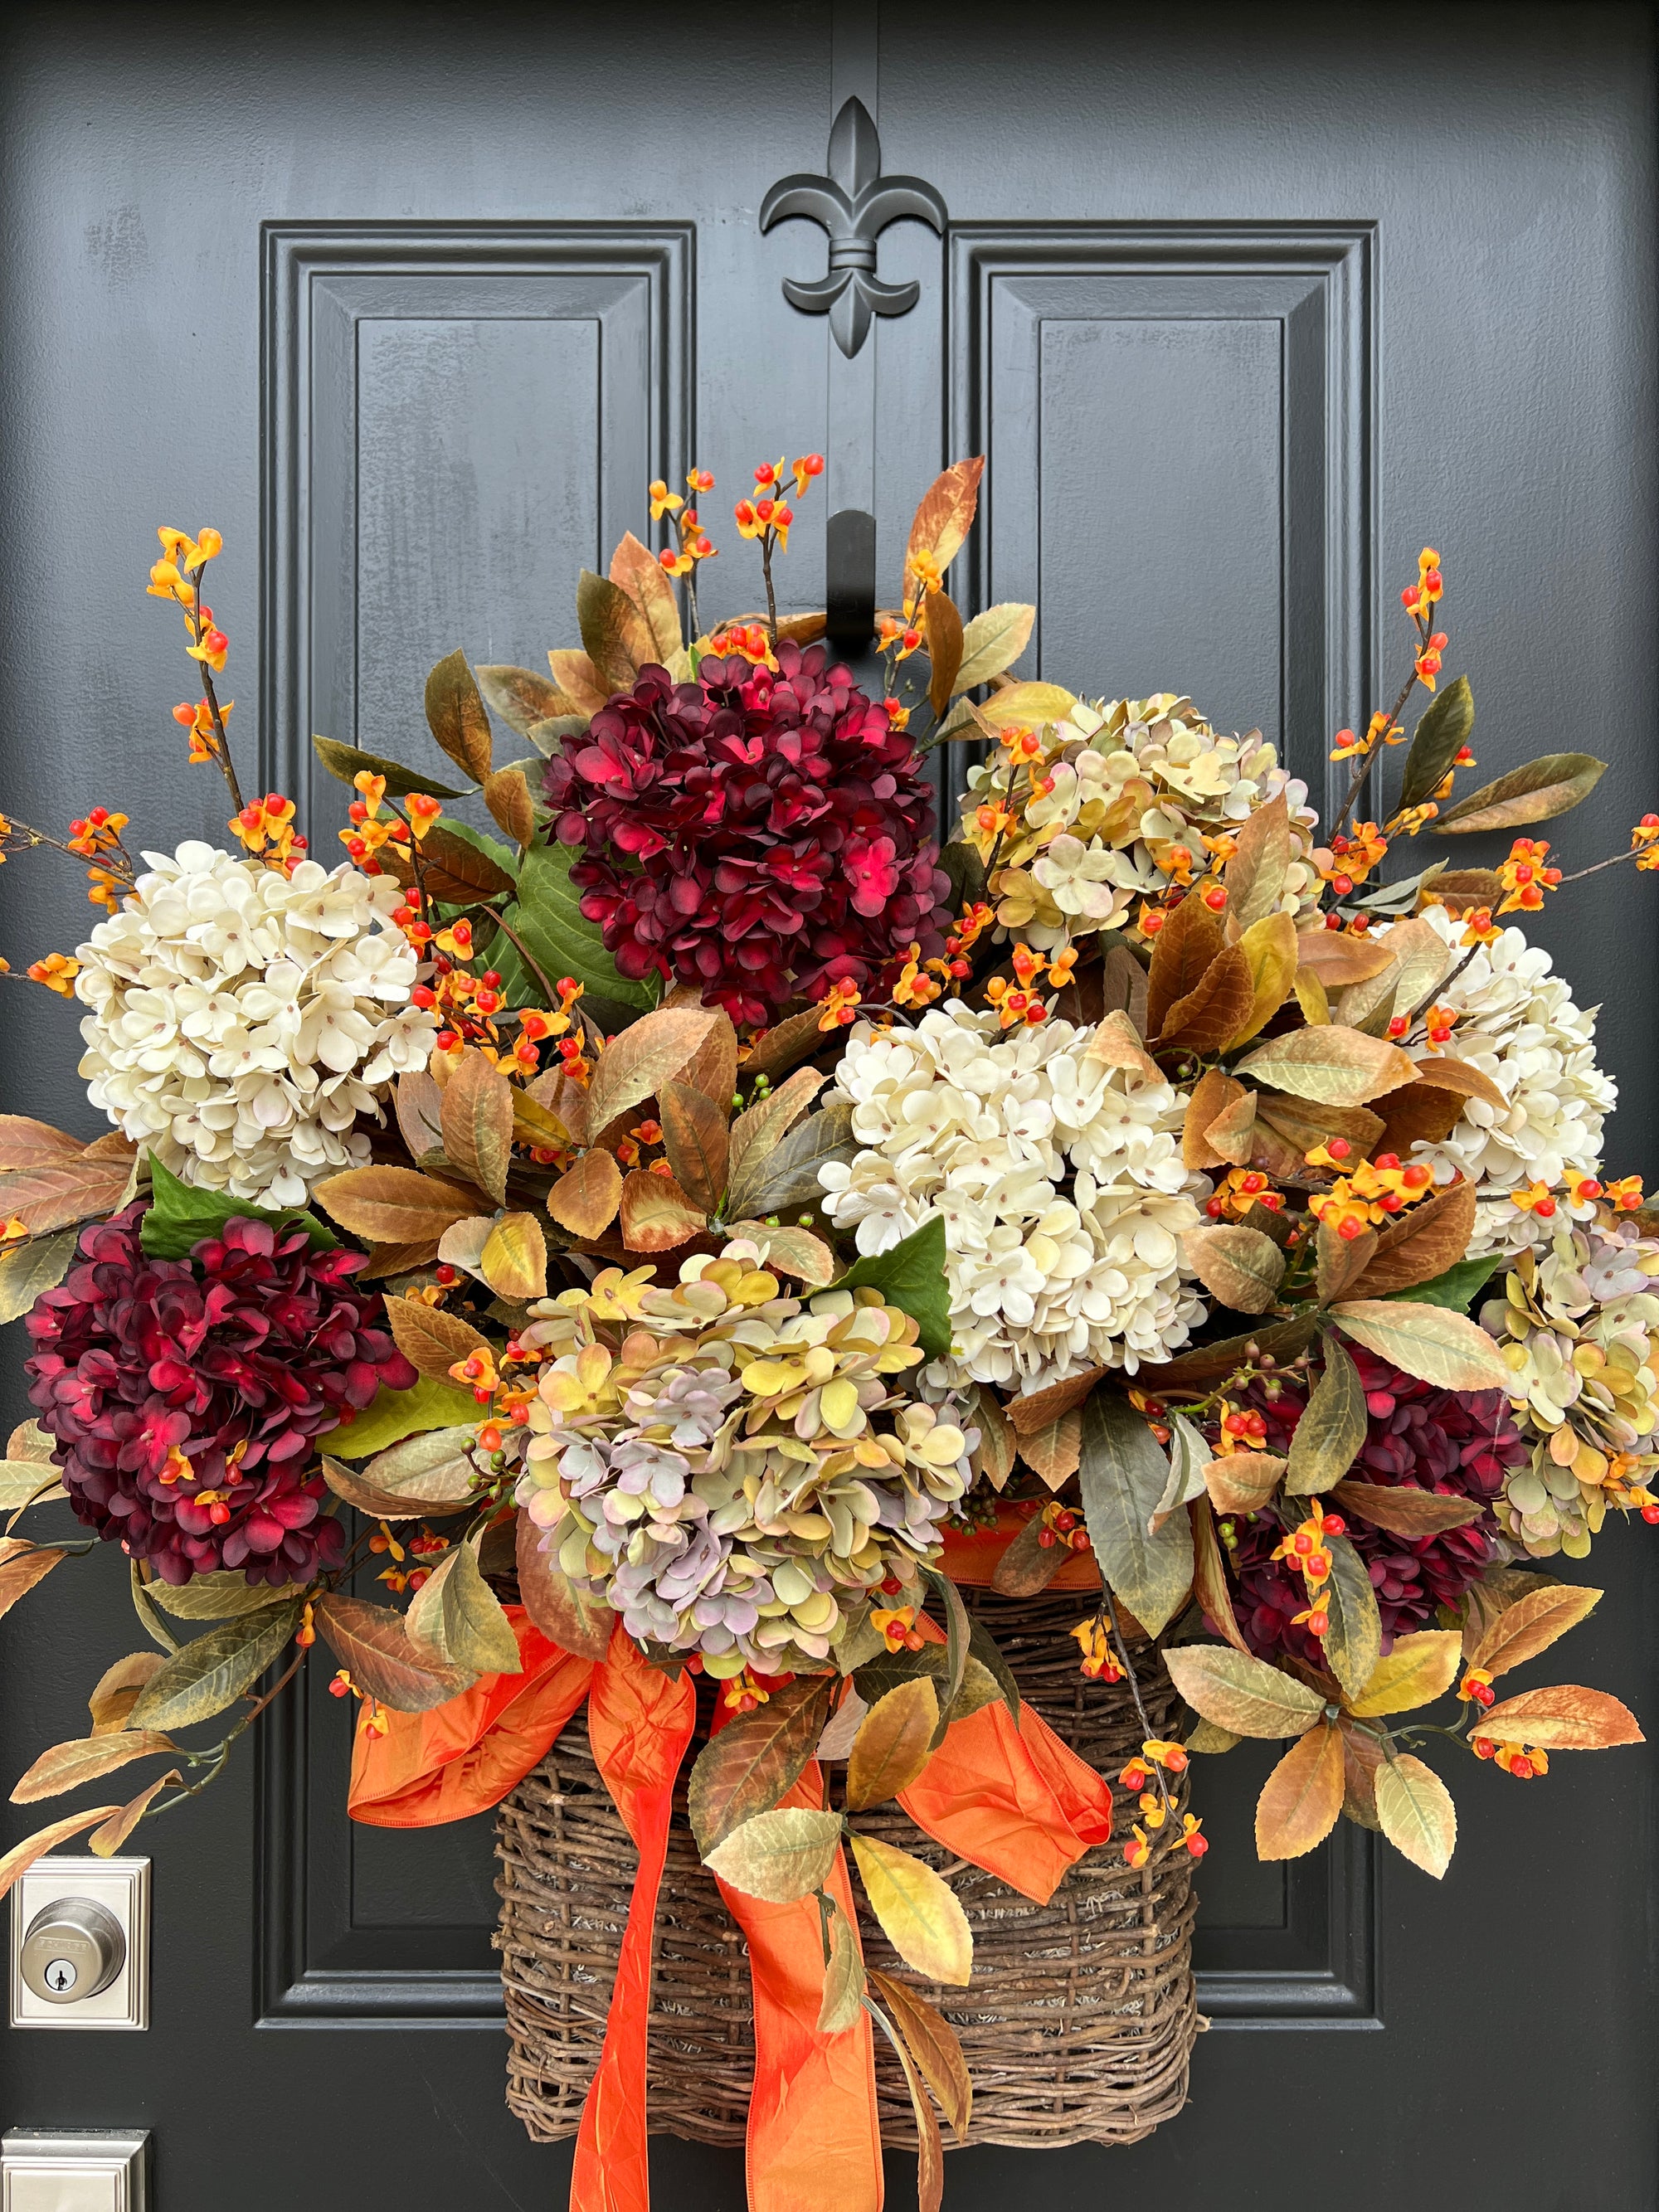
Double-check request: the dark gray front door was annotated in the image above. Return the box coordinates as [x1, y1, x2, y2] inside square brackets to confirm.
[3, 7, 1655, 2206]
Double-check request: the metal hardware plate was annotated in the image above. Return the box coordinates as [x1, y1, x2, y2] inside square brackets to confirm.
[1, 2130, 148, 2212]
[8, 1860, 148, 2030]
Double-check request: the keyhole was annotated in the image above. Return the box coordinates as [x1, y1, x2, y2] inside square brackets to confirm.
[44, 1958, 77, 1993]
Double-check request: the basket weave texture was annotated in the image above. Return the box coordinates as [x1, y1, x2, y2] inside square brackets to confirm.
[495, 1590, 1198, 2151]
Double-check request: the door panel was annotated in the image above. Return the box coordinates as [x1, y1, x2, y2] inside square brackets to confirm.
[2, 7, 1655, 2207]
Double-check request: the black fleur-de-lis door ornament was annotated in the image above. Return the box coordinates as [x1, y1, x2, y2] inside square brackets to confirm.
[761, 97, 946, 358]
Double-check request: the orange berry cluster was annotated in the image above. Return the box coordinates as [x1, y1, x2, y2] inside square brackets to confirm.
[229, 793, 306, 873]
[1269, 1500, 1347, 1639]
[1472, 1735, 1549, 1780]
[1205, 1168, 1286, 1223]
[651, 467, 720, 576]
[1305, 1139, 1435, 1239]
[64, 807, 133, 908]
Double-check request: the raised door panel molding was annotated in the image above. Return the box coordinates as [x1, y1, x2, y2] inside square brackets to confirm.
[947, 224, 1374, 819]
[260, 223, 693, 820]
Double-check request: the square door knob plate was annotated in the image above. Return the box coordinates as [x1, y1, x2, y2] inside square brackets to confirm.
[1, 2131, 148, 2212]
[8, 1860, 148, 2031]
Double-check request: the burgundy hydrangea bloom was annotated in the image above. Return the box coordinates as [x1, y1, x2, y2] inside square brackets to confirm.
[23, 1203, 418, 1587]
[1212, 1345, 1529, 1672]
[545, 644, 953, 1026]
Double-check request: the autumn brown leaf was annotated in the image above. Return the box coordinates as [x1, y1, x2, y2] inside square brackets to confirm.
[1146, 893, 1224, 1039]
[989, 1512, 1068, 1597]
[1204, 1087, 1259, 1167]
[1180, 1223, 1285, 1315]
[0, 1151, 136, 1237]
[1316, 1219, 1377, 1303]
[1223, 793, 1292, 934]
[1181, 1069, 1247, 1172]
[1331, 1299, 1510, 1390]
[474, 663, 578, 735]
[440, 1050, 514, 1206]
[1474, 1685, 1643, 1749]
[424, 648, 494, 782]
[483, 766, 536, 847]
[1468, 1580, 1602, 1678]
[314, 1593, 475, 1711]
[905, 456, 984, 576]
[0, 1806, 126, 1904]
[1005, 1365, 1105, 1436]
[314, 1165, 480, 1244]
[865, 1967, 973, 2145]
[1408, 1055, 1507, 1112]
[0, 1542, 66, 1621]
[659, 1080, 730, 1214]
[515, 1511, 614, 1661]
[11, 1731, 180, 1806]
[1192, 1497, 1251, 1654]
[1330, 1480, 1482, 1539]
[1255, 1722, 1345, 1859]
[0, 1116, 86, 1173]
[609, 531, 684, 663]
[1155, 945, 1257, 1053]
[619, 1169, 706, 1252]
[87, 1653, 166, 1734]
[1017, 1407, 1083, 1490]
[586, 1005, 720, 1136]
[384, 1299, 491, 1384]
[547, 1145, 623, 1239]
[1295, 931, 1399, 986]
[577, 568, 649, 692]
[726, 1063, 828, 1206]
[547, 648, 611, 715]
[396, 1067, 445, 1161]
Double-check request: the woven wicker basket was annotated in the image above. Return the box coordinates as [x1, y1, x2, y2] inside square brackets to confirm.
[495, 1590, 1198, 2151]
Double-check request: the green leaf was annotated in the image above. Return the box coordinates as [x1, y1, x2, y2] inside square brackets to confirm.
[1076, 1390, 1194, 1637]
[966, 1615, 1021, 1728]
[1385, 1252, 1504, 1313]
[310, 735, 467, 800]
[830, 1216, 952, 1361]
[703, 1806, 844, 1902]
[732, 1101, 859, 1218]
[494, 839, 657, 1013]
[129, 1562, 180, 1654]
[128, 1600, 304, 1731]
[328, 1377, 483, 1459]
[1434, 751, 1608, 834]
[1321, 1531, 1383, 1703]
[687, 1679, 830, 1855]
[413, 1529, 521, 1675]
[144, 1571, 304, 1621]
[139, 1155, 337, 1263]
[1398, 675, 1475, 812]
[920, 1563, 970, 1746]
[1285, 1334, 1367, 1496]
[0, 1229, 80, 1325]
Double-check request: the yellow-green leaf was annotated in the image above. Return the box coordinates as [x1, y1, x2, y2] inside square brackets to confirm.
[1285, 1335, 1366, 1495]
[1223, 793, 1292, 934]
[1321, 1532, 1383, 1704]
[967, 680, 1077, 734]
[818, 1906, 866, 2034]
[1332, 1299, 1510, 1391]
[1235, 1026, 1419, 1106]
[406, 1530, 521, 1675]
[849, 1831, 972, 1986]
[704, 1806, 844, 1902]
[951, 601, 1034, 693]
[328, 1377, 483, 1459]
[0, 1543, 66, 1621]
[1162, 1644, 1326, 1738]
[1434, 751, 1606, 834]
[1226, 909, 1300, 1047]
[1374, 1753, 1457, 1876]
[0, 1228, 80, 1325]
[845, 1677, 940, 1810]
[1077, 1391, 1194, 1636]
[144, 1571, 305, 1621]
[479, 1212, 547, 1301]
[129, 1601, 304, 1732]
[1345, 1630, 1463, 1717]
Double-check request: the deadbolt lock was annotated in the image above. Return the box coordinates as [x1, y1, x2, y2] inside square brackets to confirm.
[18, 1894, 126, 2005]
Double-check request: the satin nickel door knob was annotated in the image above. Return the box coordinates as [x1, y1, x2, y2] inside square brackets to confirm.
[18, 1897, 126, 2005]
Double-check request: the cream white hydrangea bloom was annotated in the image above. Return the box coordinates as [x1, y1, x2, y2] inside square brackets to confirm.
[1401, 902, 1614, 1257]
[73, 841, 439, 1208]
[818, 1003, 1209, 1387]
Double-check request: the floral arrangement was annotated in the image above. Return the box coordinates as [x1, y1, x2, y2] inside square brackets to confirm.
[0, 463, 1652, 2210]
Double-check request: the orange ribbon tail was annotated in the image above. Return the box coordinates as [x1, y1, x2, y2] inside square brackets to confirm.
[568, 1625, 697, 2212]
[707, 1730, 884, 2212]
[347, 1606, 596, 1828]
[899, 1697, 1114, 1904]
